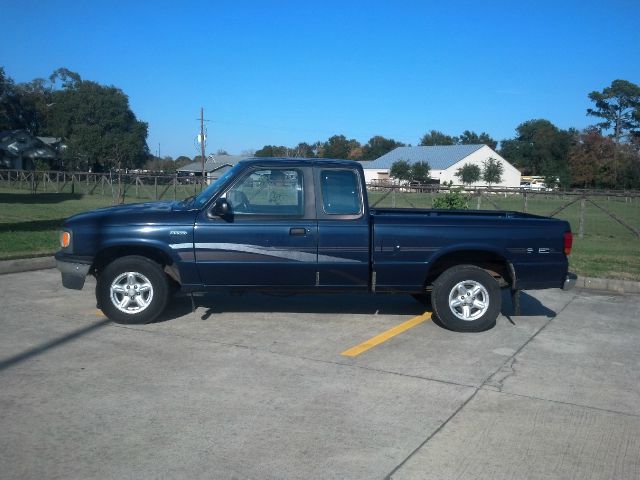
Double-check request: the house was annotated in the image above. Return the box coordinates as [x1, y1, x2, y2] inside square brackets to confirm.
[360, 144, 521, 188]
[177, 154, 245, 181]
[0, 130, 61, 170]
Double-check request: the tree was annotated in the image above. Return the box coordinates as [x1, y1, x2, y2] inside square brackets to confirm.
[455, 163, 481, 185]
[321, 135, 361, 159]
[47, 78, 148, 170]
[174, 155, 193, 168]
[499, 119, 573, 185]
[0, 67, 21, 131]
[482, 157, 504, 187]
[456, 130, 498, 150]
[410, 161, 431, 183]
[419, 130, 454, 146]
[292, 142, 316, 157]
[587, 79, 640, 144]
[361, 135, 405, 160]
[390, 159, 412, 182]
[255, 145, 289, 157]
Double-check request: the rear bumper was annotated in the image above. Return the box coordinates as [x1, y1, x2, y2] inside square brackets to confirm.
[562, 272, 578, 291]
[55, 252, 92, 290]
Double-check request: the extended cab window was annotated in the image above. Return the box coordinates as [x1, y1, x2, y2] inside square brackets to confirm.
[320, 169, 361, 215]
[224, 169, 303, 216]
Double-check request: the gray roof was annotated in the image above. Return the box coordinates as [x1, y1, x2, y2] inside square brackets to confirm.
[0, 130, 57, 159]
[361, 145, 485, 170]
[178, 154, 245, 173]
[36, 136, 63, 146]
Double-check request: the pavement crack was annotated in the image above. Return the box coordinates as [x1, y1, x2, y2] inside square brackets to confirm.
[480, 294, 577, 389]
[385, 389, 479, 480]
[484, 356, 517, 392]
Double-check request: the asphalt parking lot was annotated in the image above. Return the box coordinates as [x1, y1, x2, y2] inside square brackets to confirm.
[1, 269, 639, 480]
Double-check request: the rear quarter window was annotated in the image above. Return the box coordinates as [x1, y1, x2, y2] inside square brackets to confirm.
[320, 170, 361, 215]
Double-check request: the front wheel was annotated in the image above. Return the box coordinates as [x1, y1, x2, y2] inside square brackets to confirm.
[431, 265, 501, 332]
[97, 256, 170, 324]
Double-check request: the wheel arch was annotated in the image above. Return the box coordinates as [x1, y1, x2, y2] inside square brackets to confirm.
[425, 247, 513, 289]
[91, 244, 182, 285]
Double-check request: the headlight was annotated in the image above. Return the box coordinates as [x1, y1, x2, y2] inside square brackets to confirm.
[60, 230, 71, 249]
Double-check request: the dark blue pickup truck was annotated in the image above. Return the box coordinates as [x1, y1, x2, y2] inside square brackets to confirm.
[56, 158, 575, 331]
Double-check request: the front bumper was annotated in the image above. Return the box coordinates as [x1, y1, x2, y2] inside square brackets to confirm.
[562, 272, 578, 291]
[55, 252, 92, 290]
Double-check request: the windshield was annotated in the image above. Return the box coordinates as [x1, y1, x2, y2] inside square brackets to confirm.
[191, 164, 243, 209]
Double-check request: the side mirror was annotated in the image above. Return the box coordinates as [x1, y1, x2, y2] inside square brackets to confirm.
[211, 198, 230, 217]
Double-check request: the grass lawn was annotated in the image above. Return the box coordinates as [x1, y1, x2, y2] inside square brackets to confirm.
[1, 186, 639, 281]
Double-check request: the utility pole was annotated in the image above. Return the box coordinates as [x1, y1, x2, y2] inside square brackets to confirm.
[200, 107, 206, 182]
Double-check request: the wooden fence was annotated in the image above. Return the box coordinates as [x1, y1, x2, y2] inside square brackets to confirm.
[1, 169, 639, 240]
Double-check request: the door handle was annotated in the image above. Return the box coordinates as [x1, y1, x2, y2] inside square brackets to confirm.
[289, 227, 307, 236]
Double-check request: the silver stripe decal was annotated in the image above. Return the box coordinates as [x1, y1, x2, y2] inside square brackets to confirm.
[169, 243, 193, 250]
[170, 242, 359, 263]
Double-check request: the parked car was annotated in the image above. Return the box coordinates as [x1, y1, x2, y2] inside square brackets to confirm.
[56, 158, 575, 332]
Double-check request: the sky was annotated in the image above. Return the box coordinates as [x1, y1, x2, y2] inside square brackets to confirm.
[1, 0, 639, 159]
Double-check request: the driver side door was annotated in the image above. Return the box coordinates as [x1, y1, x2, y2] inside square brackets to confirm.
[194, 165, 318, 287]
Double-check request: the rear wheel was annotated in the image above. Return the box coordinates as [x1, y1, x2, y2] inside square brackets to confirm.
[97, 256, 169, 324]
[431, 265, 501, 332]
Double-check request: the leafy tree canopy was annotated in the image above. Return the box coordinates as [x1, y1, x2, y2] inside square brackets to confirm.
[0, 66, 149, 170]
[455, 163, 481, 185]
[587, 79, 640, 144]
[482, 157, 504, 186]
[389, 159, 431, 183]
[499, 119, 573, 185]
[419, 130, 455, 146]
[321, 135, 361, 159]
[361, 135, 405, 160]
[419, 129, 497, 150]
[456, 130, 498, 150]
[255, 145, 289, 157]
[389, 159, 412, 181]
[410, 161, 431, 183]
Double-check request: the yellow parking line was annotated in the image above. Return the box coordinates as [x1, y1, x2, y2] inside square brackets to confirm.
[341, 312, 432, 357]
[96, 310, 106, 318]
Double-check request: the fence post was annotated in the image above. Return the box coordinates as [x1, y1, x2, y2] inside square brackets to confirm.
[173, 175, 177, 200]
[476, 193, 482, 210]
[579, 197, 586, 239]
[155, 176, 158, 200]
[523, 192, 528, 213]
[392, 187, 396, 208]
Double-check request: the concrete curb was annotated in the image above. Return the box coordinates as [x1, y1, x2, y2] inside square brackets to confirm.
[580, 276, 640, 294]
[0, 256, 56, 275]
[1, 256, 640, 295]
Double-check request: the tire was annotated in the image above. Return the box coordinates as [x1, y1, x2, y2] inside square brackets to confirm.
[431, 265, 501, 332]
[97, 256, 170, 324]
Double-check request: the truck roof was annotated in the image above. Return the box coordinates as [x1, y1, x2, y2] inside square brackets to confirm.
[238, 157, 361, 168]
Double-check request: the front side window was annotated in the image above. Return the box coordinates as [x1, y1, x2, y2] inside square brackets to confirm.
[224, 169, 303, 216]
[320, 169, 361, 215]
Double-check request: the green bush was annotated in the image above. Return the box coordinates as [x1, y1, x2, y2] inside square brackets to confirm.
[433, 188, 470, 209]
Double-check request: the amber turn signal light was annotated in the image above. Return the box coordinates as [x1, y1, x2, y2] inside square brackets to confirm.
[60, 231, 71, 248]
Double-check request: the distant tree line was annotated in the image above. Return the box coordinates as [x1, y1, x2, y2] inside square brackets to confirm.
[253, 80, 640, 189]
[2, 67, 638, 188]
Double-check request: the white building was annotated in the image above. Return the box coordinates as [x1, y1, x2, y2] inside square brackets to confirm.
[361, 144, 521, 188]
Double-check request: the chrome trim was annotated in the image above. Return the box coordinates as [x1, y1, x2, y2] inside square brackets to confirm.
[563, 272, 577, 291]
